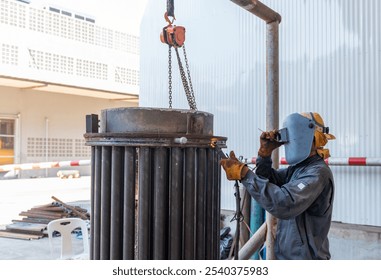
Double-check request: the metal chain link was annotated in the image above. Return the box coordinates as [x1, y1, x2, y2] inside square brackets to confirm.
[182, 44, 197, 110]
[167, 44, 197, 110]
[174, 47, 197, 110]
[168, 46, 172, 109]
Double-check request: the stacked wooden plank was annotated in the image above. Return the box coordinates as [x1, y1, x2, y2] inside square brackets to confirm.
[0, 197, 90, 240]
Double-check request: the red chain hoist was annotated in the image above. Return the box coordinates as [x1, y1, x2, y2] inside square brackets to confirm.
[160, 0, 197, 110]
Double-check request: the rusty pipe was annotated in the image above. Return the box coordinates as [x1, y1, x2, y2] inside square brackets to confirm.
[230, 0, 281, 23]
[231, 0, 281, 260]
[265, 20, 279, 261]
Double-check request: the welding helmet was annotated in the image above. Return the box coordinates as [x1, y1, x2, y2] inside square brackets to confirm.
[280, 112, 335, 165]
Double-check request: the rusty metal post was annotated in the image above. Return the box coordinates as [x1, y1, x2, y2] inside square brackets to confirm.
[266, 20, 279, 261]
[230, 0, 281, 260]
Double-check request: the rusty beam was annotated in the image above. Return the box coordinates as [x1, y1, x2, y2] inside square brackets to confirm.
[230, 0, 281, 23]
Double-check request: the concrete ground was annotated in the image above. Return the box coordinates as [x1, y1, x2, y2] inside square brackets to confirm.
[0, 234, 75, 260]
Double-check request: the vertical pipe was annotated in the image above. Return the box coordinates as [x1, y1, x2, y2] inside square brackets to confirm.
[100, 146, 112, 260]
[205, 148, 214, 259]
[230, 0, 281, 262]
[110, 146, 124, 259]
[183, 147, 196, 259]
[89, 146, 95, 260]
[196, 148, 207, 259]
[92, 146, 102, 260]
[123, 147, 136, 260]
[213, 149, 222, 259]
[266, 20, 279, 260]
[169, 147, 184, 259]
[152, 147, 169, 259]
[137, 147, 152, 259]
[250, 197, 264, 259]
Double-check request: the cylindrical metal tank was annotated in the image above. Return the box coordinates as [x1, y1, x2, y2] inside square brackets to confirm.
[84, 107, 227, 260]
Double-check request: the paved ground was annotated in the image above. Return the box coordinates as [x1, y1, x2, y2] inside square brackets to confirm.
[0, 176, 91, 260]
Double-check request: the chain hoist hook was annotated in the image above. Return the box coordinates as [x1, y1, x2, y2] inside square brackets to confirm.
[164, 12, 175, 25]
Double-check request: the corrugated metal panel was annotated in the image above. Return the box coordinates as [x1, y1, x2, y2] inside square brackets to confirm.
[140, 0, 381, 226]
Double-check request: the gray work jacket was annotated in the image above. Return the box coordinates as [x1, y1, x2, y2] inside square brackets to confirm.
[241, 155, 334, 260]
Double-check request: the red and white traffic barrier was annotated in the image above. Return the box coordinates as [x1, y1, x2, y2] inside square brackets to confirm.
[2, 157, 380, 173]
[247, 157, 381, 166]
[0, 159, 91, 172]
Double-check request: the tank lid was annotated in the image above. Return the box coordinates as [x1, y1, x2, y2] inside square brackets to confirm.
[100, 107, 214, 136]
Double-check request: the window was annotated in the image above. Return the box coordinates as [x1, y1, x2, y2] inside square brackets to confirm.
[0, 119, 15, 165]
[75, 14, 84, 20]
[61, 10, 71, 17]
[49, 7, 60, 14]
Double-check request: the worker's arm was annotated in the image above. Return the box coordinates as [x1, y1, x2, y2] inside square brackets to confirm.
[220, 151, 329, 219]
[255, 155, 288, 185]
[241, 165, 331, 219]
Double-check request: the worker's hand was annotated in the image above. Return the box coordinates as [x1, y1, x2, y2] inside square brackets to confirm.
[220, 151, 249, 180]
[258, 130, 284, 158]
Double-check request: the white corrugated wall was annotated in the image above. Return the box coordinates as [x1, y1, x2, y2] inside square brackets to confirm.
[140, 0, 381, 226]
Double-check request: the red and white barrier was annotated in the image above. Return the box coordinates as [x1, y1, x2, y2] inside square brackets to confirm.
[248, 157, 381, 166]
[0, 159, 91, 172]
[2, 157, 381, 173]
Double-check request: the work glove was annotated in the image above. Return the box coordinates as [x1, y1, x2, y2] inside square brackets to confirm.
[258, 130, 284, 158]
[220, 151, 249, 181]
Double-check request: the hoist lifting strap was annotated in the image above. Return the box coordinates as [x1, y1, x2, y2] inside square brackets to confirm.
[167, 0, 174, 18]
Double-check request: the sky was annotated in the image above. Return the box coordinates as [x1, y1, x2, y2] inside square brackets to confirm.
[30, 0, 148, 34]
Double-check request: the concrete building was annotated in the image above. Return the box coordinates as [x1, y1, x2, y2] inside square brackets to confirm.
[0, 0, 139, 178]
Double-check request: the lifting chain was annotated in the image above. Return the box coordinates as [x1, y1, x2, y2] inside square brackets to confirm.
[182, 44, 197, 110]
[167, 44, 197, 111]
[168, 46, 173, 109]
[161, 0, 197, 111]
[174, 46, 197, 110]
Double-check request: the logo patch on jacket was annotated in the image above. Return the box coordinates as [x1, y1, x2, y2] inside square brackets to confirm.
[297, 182, 306, 190]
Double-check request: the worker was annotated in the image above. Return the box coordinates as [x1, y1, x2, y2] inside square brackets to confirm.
[220, 112, 336, 260]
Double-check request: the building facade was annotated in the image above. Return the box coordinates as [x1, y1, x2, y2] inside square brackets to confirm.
[0, 0, 139, 178]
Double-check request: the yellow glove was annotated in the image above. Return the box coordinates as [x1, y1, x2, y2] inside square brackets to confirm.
[220, 151, 249, 181]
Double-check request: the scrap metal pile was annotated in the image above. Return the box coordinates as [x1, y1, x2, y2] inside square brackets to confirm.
[0, 196, 89, 240]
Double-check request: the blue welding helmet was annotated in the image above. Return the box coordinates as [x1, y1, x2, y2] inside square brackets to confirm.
[281, 113, 316, 165]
